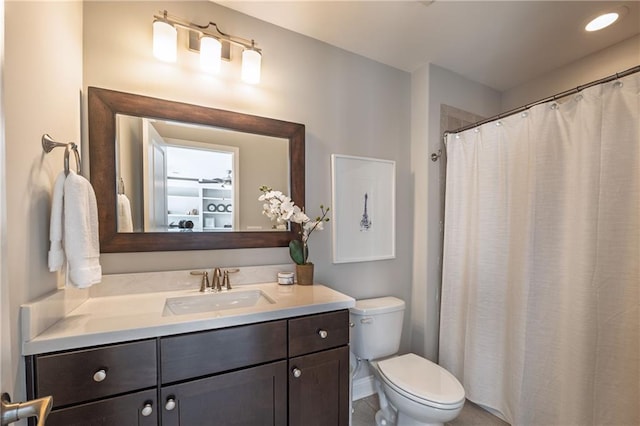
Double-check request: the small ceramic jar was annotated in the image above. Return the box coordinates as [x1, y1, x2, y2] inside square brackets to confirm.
[277, 271, 295, 285]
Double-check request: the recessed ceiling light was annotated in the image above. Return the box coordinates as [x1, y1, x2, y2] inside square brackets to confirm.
[585, 12, 620, 31]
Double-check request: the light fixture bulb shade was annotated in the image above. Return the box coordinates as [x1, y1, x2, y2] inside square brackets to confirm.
[585, 12, 619, 31]
[153, 20, 177, 62]
[200, 36, 222, 73]
[241, 49, 262, 84]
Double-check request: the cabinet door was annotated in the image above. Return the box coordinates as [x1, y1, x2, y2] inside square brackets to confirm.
[44, 388, 157, 426]
[162, 360, 287, 426]
[289, 346, 349, 426]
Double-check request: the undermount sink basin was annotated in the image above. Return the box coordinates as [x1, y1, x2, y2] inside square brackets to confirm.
[163, 289, 275, 316]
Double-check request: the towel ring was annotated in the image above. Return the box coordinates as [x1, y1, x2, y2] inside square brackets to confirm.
[42, 134, 82, 176]
[64, 143, 81, 176]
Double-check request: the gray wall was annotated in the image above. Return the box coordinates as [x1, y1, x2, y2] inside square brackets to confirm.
[410, 64, 502, 361]
[3, 0, 83, 400]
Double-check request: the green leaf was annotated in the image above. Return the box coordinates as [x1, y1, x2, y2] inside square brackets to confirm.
[289, 239, 306, 265]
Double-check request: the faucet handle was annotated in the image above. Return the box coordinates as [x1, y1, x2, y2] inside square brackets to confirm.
[222, 268, 239, 290]
[222, 271, 231, 290]
[190, 271, 210, 292]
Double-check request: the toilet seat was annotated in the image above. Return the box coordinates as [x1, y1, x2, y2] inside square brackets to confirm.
[377, 353, 465, 410]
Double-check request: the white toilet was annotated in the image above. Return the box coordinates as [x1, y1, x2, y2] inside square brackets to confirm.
[350, 297, 465, 426]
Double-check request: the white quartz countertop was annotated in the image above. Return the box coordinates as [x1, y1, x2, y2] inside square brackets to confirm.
[22, 282, 355, 355]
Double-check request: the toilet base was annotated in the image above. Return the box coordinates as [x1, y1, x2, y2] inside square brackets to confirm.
[397, 411, 443, 426]
[368, 358, 464, 426]
[375, 407, 449, 426]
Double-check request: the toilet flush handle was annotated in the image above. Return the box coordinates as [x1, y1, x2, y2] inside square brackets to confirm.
[360, 317, 373, 324]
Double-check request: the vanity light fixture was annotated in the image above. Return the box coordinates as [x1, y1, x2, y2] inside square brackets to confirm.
[200, 36, 222, 73]
[241, 41, 262, 85]
[152, 13, 178, 62]
[152, 10, 262, 84]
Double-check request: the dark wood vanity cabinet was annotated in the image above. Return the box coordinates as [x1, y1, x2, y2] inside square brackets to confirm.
[43, 389, 158, 426]
[160, 320, 288, 426]
[288, 310, 350, 426]
[26, 309, 349, 426]
[26, 340, 158, 425]
[161, 361, 288, 425]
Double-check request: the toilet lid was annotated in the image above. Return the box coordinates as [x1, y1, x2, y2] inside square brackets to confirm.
[377, 353, 465, 409]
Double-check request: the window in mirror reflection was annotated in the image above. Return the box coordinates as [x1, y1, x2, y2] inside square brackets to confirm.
[115, 114, 288, 233]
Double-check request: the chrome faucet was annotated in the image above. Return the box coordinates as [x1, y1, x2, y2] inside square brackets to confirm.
[212, 268, 222, 292]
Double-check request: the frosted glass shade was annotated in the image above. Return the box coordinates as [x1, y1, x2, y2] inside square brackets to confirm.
[241, 49, 262, 84]
[153, 20, 177, 62]
[200, 36, 222, 73]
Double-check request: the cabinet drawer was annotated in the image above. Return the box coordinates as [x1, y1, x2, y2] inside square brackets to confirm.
[45, 388, 157, 426]
[34, 340, 156, 408]
[161, 320, 287, 384]
[289, 310, 349, 357]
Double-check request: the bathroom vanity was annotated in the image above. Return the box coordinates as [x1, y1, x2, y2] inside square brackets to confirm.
[21, 270, 354, 426]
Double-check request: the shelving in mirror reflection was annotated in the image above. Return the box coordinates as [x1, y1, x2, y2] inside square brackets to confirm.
[116, 114, 289, 233]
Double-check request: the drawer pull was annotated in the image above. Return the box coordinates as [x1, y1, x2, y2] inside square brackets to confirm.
[317, 329, 328, 339]
[92, 369, 107, 382]
[292, 367, 302, 378]
[165, 397, 176, 411]
[141, 402, 153, 417]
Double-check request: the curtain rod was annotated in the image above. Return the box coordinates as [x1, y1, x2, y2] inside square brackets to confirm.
[445, 64, 640, 137]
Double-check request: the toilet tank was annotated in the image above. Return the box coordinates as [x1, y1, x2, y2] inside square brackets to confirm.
[349, 297, 405, 360]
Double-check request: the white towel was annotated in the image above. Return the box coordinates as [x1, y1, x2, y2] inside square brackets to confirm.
[63, 171, 102, 288]
[48, 171, 66, 271]
[117, 194, 133, 232]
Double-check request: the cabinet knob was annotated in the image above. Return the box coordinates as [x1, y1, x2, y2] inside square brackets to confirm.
[317, 329, 328, 339]
[92, 369, 107, 382]
[165, 397, 176, 411]
[141, 402, 153, 417]
[292, 367, 302, 378]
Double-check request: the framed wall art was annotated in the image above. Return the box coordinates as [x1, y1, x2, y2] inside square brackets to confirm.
[331, 154, 396, 263]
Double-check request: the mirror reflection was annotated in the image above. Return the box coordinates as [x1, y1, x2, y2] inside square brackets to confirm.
[115, 115, 288, 233]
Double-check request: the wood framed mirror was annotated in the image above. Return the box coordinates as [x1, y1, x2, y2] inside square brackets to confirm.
[88, 87, 305, 252]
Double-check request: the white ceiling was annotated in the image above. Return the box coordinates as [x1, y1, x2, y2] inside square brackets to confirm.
[218, 1, 640, 91]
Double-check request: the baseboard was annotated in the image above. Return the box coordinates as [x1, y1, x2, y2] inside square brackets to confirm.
[352, 375, 376, 401]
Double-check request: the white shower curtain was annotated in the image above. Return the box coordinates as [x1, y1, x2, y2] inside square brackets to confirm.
[439, 72, 639, 426]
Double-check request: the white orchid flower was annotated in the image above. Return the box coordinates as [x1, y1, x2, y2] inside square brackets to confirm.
[258, 186, 329, 260]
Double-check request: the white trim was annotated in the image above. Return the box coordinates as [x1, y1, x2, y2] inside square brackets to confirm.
[352, 374, 376, 401]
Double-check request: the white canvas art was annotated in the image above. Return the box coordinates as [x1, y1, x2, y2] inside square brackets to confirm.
[331, 154, 396, 263]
